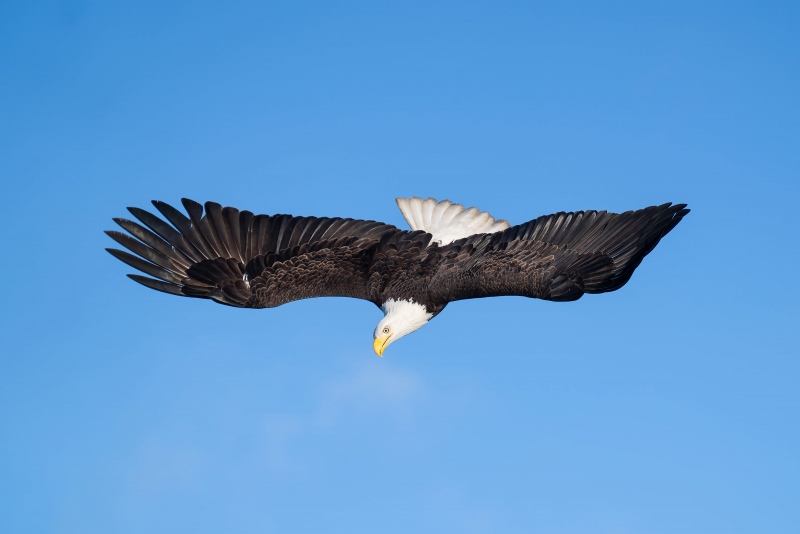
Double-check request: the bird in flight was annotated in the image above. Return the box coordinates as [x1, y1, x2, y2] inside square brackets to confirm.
[106, 197, 689, 356]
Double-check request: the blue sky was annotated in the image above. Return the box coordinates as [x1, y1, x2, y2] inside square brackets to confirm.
[1, 1, 798, 532]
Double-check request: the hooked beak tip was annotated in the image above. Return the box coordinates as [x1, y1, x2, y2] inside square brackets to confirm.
[373, 337, 387, 357]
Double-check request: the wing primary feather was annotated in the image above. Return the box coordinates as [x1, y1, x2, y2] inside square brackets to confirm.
[149, 201, 214, 260]
[112, 218, 193, 269]
[205, 201, 235, 258]
[222, 206, 244, 263]
[106, 248, 183, 284]
[239, 210, 254, 261]
[127, 274, 185, 296]
[127, 206, 205, 263]
[180, 198, 220, 258]
[105, 230, 183, 274]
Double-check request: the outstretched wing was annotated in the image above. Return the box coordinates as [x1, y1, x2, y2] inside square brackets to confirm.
[106, 199, 400, 307]
[429, 203, 689, 303]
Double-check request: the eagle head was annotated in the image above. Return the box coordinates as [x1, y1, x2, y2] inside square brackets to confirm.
[372, 299, 433, 356]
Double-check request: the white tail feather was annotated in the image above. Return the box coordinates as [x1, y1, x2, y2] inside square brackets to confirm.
[395, 197, 510, 245]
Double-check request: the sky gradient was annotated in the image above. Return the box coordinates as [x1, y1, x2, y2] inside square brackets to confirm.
[1, 1, 799, 532]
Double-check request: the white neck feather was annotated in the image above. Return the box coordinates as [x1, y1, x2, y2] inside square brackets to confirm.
[375, 298, 433, 340]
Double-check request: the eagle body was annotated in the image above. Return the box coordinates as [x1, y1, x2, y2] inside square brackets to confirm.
[107, 197, 689, 355]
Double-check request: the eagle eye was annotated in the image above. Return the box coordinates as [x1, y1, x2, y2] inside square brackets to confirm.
[382, 327, 390, 334]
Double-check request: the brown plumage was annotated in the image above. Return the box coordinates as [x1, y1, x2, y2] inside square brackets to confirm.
[106, 197, 689, 353]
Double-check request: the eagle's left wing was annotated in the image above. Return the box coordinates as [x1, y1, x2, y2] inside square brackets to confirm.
[428, 203, 689, 303]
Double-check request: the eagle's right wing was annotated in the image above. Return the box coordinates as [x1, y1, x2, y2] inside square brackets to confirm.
[428, 203, 689, 303]
[106, 199, 400, 308]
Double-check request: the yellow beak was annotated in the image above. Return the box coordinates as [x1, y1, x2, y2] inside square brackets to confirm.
[373, 336, 389, 357]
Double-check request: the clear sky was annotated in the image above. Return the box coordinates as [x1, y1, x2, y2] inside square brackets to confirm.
[1, 1, 798, 532]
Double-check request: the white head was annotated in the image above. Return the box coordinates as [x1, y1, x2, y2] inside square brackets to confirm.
[373, 299, 433, 356]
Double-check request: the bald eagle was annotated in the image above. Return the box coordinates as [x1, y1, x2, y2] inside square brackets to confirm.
[106, 197, 689, 356]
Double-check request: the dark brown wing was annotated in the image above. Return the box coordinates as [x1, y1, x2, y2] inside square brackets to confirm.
[428, 203, 689, 303]
[106, 198, 400, 307]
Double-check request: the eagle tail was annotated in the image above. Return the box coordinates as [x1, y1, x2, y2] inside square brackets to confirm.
[396, 197, 510, 245]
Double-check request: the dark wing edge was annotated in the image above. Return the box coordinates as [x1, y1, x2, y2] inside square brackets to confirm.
[430, 202, 690, 303]
[105, 198, 399, 307]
